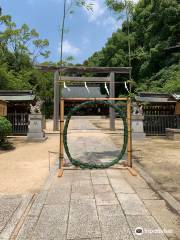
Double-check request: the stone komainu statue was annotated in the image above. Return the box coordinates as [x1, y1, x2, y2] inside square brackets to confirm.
[30, 100, 43, 114]
[133, 102, 143, 115]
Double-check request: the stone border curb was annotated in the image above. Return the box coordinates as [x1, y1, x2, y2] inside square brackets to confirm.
[14, 162, 58, 239]
[0, 193, 34, 240]
[134, 162, 180, 215]
[0, 160, 58, 240]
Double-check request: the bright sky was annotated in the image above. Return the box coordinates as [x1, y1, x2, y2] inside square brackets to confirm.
[1, 0, 138, 64]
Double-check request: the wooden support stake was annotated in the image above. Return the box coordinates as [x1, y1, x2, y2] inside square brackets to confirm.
[63, 98, 128, 101]
[127, 97, 132, 168]
[57, 98, 64, 177]
[53, 71, 59, 131]
[63, 166, 137, 176]
[127, 167, 137, 176]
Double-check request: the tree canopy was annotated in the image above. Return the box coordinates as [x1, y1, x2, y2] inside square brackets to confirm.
[84, 0, 180, 94]
[0, 8, 54, 115]
[0, 0, 179, 111]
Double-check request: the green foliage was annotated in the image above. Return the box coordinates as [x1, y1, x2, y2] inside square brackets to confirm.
[106, 0, 135, 20]
[0, 117, 14, 150]
[0, 117, 12, 140]
[0, 14, 50, 64]
[0, 8, 54, 113]
[85, 0, 180, 94]
[75, 0, 93, 10]
[1, 0, 179, 115]
[146, 64, 180, 93]
[106, 0, 125, 13]
[0, 140, 14, 150]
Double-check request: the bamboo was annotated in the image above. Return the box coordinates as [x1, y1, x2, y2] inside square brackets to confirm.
[53, 71, 60, 131]
[59, 76, 110, 82]
[63, 98, 128, 101]
[57, 98, 64, 177]
[63, 166, 137, 176]
[127, 98, 132, 167]
[110, 72, 115, 131]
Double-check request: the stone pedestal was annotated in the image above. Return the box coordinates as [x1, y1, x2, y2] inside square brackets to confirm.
[166, 128, 180, 140]
[132, 115, 145, 140]
[27, 114, 47, 141]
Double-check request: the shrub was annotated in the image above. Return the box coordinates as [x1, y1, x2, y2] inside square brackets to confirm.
[0, 117, 14, 150]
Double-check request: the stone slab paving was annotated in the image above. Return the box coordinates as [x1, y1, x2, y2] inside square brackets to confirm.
[122, 170, 151, 189]
[117, 193, 150, 216]
[0, 194, 33, 240]
[13, 119, 180, 240]
[67, 199, 101, 239]
[0, 196, 22, 234]
[127, 215, 168, 240]
[95, 191, 118, 206]
[143, 200, 180, 238]
[133, 188, 160, 200]
[32, 204, 69, 240]
[91, 176, 109, 185]
[108, 176, 135, 194]
[16, 216, 38, 240]
[97, 205, 134, 240]
[14, 170, 178, 240]
[66, 119, 121, 165]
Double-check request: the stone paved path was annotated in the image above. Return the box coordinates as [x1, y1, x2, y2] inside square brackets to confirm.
[3, 118, 180, 240]
[0, 195, 22, 234]
[66, 118, 124, 165]
[0, 193, 34, 240]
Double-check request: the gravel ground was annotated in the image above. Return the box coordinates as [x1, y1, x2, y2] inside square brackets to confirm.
[0, 134, 59, 195]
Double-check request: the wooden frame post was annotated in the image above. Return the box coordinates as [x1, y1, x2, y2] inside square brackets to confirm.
[57, 97, 64, 177]
[56, 96, 136, 177]
[127, 97, 132, 167]
[53, 71, 60, 131]
[110, 72, 115, 131]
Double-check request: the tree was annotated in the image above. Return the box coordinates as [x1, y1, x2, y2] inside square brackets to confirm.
[85, 0, 180, 94]
[0, 7, 52, 100]
[0, 19, 50, 67]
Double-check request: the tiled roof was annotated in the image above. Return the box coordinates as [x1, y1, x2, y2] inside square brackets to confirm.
[0, 90, 35, 101]
[135, 92, 176, 103]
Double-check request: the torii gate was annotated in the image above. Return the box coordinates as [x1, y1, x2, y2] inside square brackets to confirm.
[36, 65, 133, 175]
[38, 66, 131, 130]
[36, 65, 131, 130]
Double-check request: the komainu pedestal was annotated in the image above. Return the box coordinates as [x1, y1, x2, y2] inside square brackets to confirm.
[27, 114, 47, 141]
[132, 115, 145, 140]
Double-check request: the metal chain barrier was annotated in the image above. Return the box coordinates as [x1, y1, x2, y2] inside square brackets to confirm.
[63, 100, 128, 169]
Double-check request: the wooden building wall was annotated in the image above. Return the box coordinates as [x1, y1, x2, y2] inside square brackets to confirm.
[143, 103, 176, 115]
[175, 102, 180, 115]
[0, 101, 7, 116]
